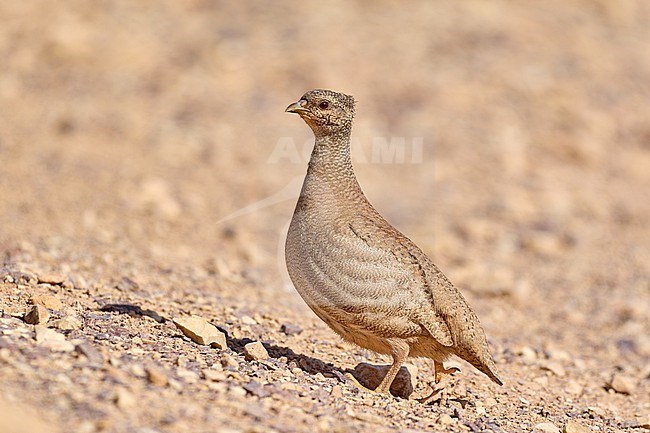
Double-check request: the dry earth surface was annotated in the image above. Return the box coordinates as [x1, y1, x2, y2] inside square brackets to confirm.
[1, 1, 649, 432]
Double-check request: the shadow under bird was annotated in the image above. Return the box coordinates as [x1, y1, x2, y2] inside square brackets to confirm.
[284, 89, 503, 397]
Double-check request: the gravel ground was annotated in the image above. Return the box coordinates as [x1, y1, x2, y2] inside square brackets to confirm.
[1, 1, 649, 432]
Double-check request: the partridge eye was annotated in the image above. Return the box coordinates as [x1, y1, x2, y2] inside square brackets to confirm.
[319, 101, 329, 109]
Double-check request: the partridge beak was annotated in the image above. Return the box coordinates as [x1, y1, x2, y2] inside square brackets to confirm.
[285, 100, 308, 114]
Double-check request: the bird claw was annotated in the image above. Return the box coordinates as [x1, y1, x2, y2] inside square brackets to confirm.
[415, 386, 448, 405]
[343, 372, 375, 393]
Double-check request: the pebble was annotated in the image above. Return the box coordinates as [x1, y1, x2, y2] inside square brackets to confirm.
[203, 369, 227, 382]
[34, 326, 75, 352]
[30, 294, 63, 310]
[564, 420, 590, 433]
[243, 380, 270, 398]
[533, 422, 560, 433]
[243, 341, 269, 361]
[146, 367, 169, 387]
[635, 416, 650, 429]
[114, 388, 136, 409]
[221, 353, 239, 369]
[515, 346, 537, 361]
[54, 316, 82, 330]
[608, 373, 635, 395]
[540, 361, 566, 377]
[24, 305, 49, 325]
[484, 397, 498, 407]
[587, 406, 605, 417]
[564, 380, 583, 395]
[172, 316, 228, 349]
[177, 368, 200, 383]
[38, 273, 66, 285]
[75, 342, 105, 364]
[437, 414, 454, 425]
[330, 385, 343, 399]
[240, 315, 257, 326]
[348, 362, 417, 399]
[279, 323, 303, 336]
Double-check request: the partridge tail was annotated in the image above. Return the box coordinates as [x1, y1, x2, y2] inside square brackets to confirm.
[476, 357, 503, 386]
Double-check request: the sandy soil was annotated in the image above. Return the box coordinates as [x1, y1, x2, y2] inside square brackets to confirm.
[1, 1, 649, 432]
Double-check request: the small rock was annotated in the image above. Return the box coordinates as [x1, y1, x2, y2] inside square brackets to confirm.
[177, 368, 200, 383]
[564, 420, 590, 433]
[240, 315, 257, 326]
[230, 385, 248, 398]
[330, 385, 343, 398]
[30, 294, 63, 310]
[515, 346, 537, 361]
[349, 362, 418, 399]
[24, 305, 49, 325]
[243, 341, 268, 361]
[533, 422, 560, 433]
[146, 367, 168, 386]
[608, 373, 636, 395]
[221, 353, 239, 369]
[202, 369, 226, 382]
[484, 397, 498, 407]
[587, 406, 605, 417]
[279, 323, 303, 336]
[540, 361, 566, 377]
[38, 273, 66, 285]
[437, 414, 454, 425]
[75, 342, 104, 364]
[54, 316, 82, 330]
[635, 416, 650, 429]
[114, 388, 136, 409]
[243, 380, 270, 398]
[564, 380, 583, 395]
[34, 326, 75, 352]
[173, 316, 228, 349]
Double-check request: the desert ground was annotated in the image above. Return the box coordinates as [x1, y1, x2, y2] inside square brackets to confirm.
[0, 1, 649, 432]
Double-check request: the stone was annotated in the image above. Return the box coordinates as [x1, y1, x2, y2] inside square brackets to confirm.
[30, 294, 63, 310]
[279, 323, 303, 336]
[565, 380, 583, 395]
[243, 341, 268, 361]
[243, 380, 271, 398]
[176, 368, 199, 383]
[540, 361, 566, 377]
[24, 305, 49, 325]
[483, 397, 498, 407]
[533, 422, 560, 433]
[54, 316, 82, 330]
[173, 316, 228, 349]
[330, 385, 343, 398]
[564, 420, 590, 433]
[34, 326, 75, 352]
[221, 353, 239, 369]
[75, 342, 104, 364]
[348, 362, 418, 399]
[114, 388, 136, 409]
[240, 315, 257, 326]
[38, 273, 66, 285]
[146, 367, 168, 387]
[437, 414, 454, 425]
[202, 369, 226, 382]
[635, 416, 650, 429]
[608, 373, 636, 395]
[515, 346, 537, 361]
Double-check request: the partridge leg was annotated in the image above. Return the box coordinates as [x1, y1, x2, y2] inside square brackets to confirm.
[435, 361, 460, 384]
[375, 341, 410, 394]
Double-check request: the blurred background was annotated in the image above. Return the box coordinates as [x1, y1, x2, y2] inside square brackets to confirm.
[1, 0, 649, 374]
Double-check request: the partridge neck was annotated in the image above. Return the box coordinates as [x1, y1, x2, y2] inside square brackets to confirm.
[303, 132, 363, 199]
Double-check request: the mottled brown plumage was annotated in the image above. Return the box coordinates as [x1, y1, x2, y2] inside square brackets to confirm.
[285, 89, 503, 394]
